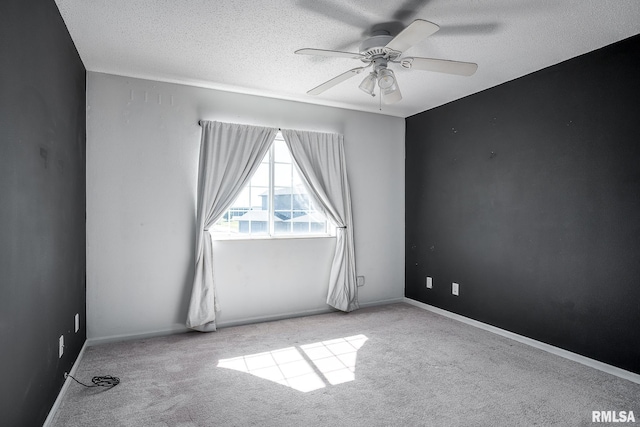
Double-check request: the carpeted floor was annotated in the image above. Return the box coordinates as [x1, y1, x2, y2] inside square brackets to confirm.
[51, 303, 640, 426]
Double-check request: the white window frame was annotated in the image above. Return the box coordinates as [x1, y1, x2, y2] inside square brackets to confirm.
[210, 132, 336, 240]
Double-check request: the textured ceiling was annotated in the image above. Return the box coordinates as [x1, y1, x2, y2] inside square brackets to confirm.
[54, 0, 640, 118]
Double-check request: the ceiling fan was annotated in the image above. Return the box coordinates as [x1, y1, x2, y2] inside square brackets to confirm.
[295, 19, 478, 104]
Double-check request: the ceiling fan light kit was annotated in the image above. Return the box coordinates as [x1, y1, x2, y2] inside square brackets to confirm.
[295, 19, 478, 105]
[358, 72, 377, 96]
[377, 68, 395, 89]
[380, 74, 402, 104]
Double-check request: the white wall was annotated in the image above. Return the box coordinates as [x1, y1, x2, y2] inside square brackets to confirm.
[86, 72, 405, 342]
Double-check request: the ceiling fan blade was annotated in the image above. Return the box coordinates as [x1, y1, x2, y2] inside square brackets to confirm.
[307, 67, 368, 95]
[401, 57, 478, 76]
[392, 0, 431, 22]
[434, 23, 500, 37]
[385, 19, 439, 53]
[295, 48, 365, 60]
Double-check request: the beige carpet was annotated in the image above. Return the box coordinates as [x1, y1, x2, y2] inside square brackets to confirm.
[51, 303, 640, 426]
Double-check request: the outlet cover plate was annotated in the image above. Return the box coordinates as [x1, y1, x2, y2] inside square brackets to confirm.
[452, 282, 459, 296]
[426, 277, 432, 289]
[75, 313, 79, 332]
[59, 335, 64, 358]
[357, 276, 365, 287]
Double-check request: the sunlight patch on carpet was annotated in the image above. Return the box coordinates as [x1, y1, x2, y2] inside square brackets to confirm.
[217, 335, 368, 392]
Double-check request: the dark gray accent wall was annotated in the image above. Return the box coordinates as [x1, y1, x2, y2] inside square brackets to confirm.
[406, 34, 640, 375]
[1, 0, 86, 425]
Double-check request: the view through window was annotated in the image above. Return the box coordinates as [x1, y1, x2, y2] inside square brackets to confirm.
[210, 132, 333, 238]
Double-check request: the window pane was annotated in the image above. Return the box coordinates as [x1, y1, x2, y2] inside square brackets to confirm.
[212, 210, 238, 234]
[210, 131, 333, 239]
[273, 139, 291, 163]
[275, 220, 292, 234]
[273, 163, 292, 188]
[292, 169, 307, 187]
[292, 192, 310, 211]
[274, 187, 292, 212]
[249, 213, 269, 235]
[231, 187, 250, 209]
[251, 186, 268, 210]
[275, 209, 291, 221]
[251, 162, 270, 187]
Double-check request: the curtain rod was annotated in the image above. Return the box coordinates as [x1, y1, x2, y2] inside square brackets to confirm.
[198, 120, 281, 130]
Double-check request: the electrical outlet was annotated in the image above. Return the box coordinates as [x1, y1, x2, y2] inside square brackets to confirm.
[75, 313, 79, 333]
[357, 276, 365, 287]
[59, 335, 64, 358]
[452, 282, 459, 296]
[426, 277, 433, 289]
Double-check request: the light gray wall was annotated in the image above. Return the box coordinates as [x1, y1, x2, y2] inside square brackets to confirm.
[86, 72, 405, 342]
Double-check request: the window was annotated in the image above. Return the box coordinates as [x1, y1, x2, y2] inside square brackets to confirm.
[210, 132, 334, 238]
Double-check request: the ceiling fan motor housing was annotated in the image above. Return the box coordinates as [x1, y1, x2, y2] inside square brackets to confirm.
[359, 35, 394, 59]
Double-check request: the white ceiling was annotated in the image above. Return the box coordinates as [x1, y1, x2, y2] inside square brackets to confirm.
[54, 0, 640, 118]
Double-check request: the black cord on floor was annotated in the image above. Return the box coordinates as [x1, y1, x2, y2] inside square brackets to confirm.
[65, 372, 120, 388]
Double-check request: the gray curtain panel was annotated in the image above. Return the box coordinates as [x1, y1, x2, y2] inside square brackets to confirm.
[282, 129, 358, 312]
[187, 121, 277, 331]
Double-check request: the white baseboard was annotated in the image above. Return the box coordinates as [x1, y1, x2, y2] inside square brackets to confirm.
[403, 297, 640, 385]
[360, 297, 405, 308]
[87, 324, 190, 346]
[86, 297, 405, 345]
[43, 341, 88, 427]
[216, 297, 405, 329]
[216, 306, 337, 329]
